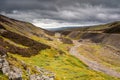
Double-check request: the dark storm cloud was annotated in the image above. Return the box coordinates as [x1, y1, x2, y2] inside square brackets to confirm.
[0, 0, 120, 28]
[1, 0, 120, 11]
[0, 0, 58, 11]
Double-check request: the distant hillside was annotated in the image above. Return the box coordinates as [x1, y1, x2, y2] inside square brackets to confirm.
[59, 21, 120, 33]
[104, 22, 120, 33]
[59, 21, 120, 51]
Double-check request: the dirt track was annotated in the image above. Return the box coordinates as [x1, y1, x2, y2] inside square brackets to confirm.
[69, 40, 120, 78]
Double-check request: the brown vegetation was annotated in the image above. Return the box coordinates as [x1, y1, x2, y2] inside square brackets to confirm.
[104, 26, 120, 33]
[80, 33, 120, 51]
[0, 46, 7, 56]
[0, 30, 51, 57]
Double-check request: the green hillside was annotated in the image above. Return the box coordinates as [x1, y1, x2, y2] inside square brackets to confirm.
[0, 15, 120, 80]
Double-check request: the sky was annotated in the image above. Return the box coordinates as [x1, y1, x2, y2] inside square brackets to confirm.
[0, 0, 120, 28]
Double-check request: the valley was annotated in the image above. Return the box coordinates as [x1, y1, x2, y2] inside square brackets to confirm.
[0, 15, 120, 80]
[70, 40, 120, 78]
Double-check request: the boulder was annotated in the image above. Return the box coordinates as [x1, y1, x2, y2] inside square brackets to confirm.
[8, 66, 22, 80]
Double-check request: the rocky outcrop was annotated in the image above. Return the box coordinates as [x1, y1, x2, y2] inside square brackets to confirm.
[0, 54, 22, 80]
[0, 55, 55, 80]
[27, 66, 55, 80]
[0, 47, 55, 80]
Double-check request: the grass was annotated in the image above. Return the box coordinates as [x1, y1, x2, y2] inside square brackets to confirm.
[34, 36, 73, 54]
[57, 43, 73, 53]
[0, 71, 8, 80]
[77, 42, 120, 73]
[30, 35, 48, 44]
[9, 48, 119, 80]
[1, 15, 120, 80]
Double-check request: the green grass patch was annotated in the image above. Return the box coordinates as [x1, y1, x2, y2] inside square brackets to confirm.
[0, 71, 8, 80]
[9, 48, 119, 80]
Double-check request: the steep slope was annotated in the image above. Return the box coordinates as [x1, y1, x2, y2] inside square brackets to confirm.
[0, 30, 51, 57]
[0, 15, 56, 79]
[0, 15, 120, 80]
[0, 14, 54, 41]
[0, 47, 55, 80]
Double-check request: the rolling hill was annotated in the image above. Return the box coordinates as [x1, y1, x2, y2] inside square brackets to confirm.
[61, 21, 120, 50]
[0, 15, 120, 80]
[58, 21, 120, 32]
[58, 21, 120, 79]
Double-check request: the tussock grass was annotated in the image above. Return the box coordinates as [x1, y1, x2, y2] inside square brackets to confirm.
[0, 70, 8, 80]
[9, 48, 119, 80]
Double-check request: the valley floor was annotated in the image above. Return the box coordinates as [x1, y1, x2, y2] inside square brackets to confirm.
[70, 40, 120, 78]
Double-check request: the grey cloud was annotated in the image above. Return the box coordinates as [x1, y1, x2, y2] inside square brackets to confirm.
[0, 0, 58, 12]
[1, 0, 120, 11]
[0, 0, 120, 28]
